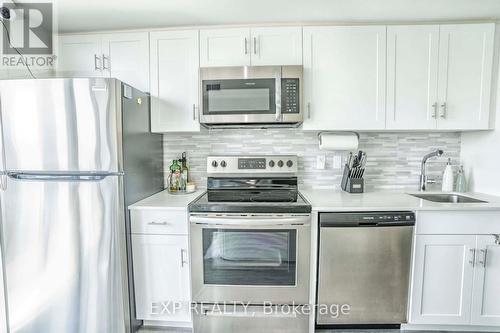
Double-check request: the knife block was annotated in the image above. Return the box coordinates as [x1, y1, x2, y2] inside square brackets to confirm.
[341, 164, 365, 193]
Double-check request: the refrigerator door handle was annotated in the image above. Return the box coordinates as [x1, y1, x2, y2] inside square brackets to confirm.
[7, 172, 123, 182]
[0, 96, 7, 191]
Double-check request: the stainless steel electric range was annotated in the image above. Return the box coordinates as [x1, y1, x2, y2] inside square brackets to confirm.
[188, 155, 311, 333]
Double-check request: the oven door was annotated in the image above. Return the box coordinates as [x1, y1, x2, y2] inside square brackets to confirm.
[190, 214, 311, 304]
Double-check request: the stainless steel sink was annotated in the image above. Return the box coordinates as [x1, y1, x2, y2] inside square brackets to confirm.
[410, 193, 487, 203]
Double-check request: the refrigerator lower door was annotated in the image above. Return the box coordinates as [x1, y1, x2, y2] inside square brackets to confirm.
[0, 78, 122, 173]
[0, 174, 129, 333]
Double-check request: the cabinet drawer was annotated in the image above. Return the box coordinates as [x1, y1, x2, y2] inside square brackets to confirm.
[130, 209, 188, 235]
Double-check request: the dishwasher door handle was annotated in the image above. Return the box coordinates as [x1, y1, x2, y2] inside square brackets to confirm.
[358, 222, 378, 227]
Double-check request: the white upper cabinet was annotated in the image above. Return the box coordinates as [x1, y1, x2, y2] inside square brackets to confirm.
[410, 234, 475, 325]
[57, 34, 103, 77]
[249, 27, 302, 66]
[386, 25, 440, 129]
[200, 27, 303, 67]
[471, 234, 500, 326]
[302, 26, 387, 130]
[101, 32, 149, 92]
[150, 30, 200, 133]
[437, 24, 495, 130]
[57, 32, 150, 91]
[200, 28, 251, 67]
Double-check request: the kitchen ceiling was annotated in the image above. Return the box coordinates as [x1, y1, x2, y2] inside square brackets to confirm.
[47, 0, 500, 33]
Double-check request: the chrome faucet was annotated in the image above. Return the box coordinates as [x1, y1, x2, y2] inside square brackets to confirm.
[419, 149, 444, 191]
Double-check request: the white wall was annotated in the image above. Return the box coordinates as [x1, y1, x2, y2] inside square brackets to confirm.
[461, 25, 500, 195]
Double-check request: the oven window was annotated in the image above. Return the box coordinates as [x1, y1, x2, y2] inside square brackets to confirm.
[202, 229, 296, 286]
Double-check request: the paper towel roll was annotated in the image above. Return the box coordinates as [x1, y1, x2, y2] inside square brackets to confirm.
[319, 132, 359, 151]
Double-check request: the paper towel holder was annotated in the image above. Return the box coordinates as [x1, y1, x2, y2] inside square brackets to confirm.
[318, 131, 360, 150]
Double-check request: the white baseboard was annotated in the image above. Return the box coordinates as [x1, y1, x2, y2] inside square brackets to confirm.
[402, 323, 500, 332]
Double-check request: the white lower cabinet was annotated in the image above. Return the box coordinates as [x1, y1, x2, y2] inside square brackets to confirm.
[471, 235, 500, 326]
[410, 235, 475, 325]
[131, 209, 191, 326]
[410, 232, 500, 327]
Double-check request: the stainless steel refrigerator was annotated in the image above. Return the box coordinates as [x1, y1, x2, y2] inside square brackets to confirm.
[0, 78, 163, 333]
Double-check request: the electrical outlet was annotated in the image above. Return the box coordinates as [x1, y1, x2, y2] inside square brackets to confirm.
[317, 155, 326, 169]
[333, 155, 343, 169]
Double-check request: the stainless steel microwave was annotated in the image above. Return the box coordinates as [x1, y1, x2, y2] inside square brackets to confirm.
[200, 66, 303, 127]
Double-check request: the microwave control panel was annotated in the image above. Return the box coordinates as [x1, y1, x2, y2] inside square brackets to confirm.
[281, 79, 300, 114]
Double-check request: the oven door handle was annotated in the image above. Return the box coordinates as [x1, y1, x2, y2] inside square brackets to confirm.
[190, 215, 310, 226]
[202, 306, 299, 318]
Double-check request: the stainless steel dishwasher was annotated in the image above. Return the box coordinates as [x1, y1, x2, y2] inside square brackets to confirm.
[316, 211, 415, 327]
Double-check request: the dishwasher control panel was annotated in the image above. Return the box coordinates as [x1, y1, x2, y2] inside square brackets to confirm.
[320, 211, 415, 227]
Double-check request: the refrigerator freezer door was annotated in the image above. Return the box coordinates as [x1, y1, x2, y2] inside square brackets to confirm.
[0, 78, 122, 173]
[0, 175, 129, 333]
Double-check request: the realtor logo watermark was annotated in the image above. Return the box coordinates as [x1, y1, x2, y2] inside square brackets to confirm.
[151, 300, 352, 319]
[2, 2, 55, 68]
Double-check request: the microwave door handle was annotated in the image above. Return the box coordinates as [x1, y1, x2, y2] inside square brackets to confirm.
[275, 71, 282, 122]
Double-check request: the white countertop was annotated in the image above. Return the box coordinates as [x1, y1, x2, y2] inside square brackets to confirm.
[300, 190, 500, 212]
[129, 189, 500, 212]
[128, 189, 204, 210]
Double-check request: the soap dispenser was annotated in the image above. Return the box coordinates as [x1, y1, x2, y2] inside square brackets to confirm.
[456, 165, 467, 192]
[442, 158, 454, 192]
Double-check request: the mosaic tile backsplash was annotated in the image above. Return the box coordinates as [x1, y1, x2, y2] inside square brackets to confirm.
[163, 129, 461, 191]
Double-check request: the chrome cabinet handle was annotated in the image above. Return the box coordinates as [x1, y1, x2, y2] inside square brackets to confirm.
[307, 102, 311, 119]
[253, 37, 257, 55]
[440, 102, 447, 118]
[94, 54, 102, 71]
[180, 249, 188, 267]
[478, 249, 488, 267]
[148, 221, 168, 226]
[102, 54, 110, 70]
[431, 102, 438, 118]
[192, 104, 197, 121]
[469, 248, 476, 266]
[244, 37, 248, 55]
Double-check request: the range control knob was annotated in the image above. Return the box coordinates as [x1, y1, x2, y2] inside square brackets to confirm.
[211, 160, 218, 167]
[220, 160, 227, 168]
[269, 160, 275, 167]
[286, 160, 293, 167]
[277, 160, 284, 168]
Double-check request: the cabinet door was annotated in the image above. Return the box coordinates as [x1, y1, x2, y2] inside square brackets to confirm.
[386, 25, 439, 129]
[471, 234, 500, 326]
[302, 26, 386, 130]
[250, 27, 302, 66]
[199, 28, 251, 67]
[56, 34, 103, 76]
[410, 235, 475, 325]
[132, 234, 191, 323]
[150, 30, 200, 132]
[437, 23, 495, 130]
[102, 32, 149, 92]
